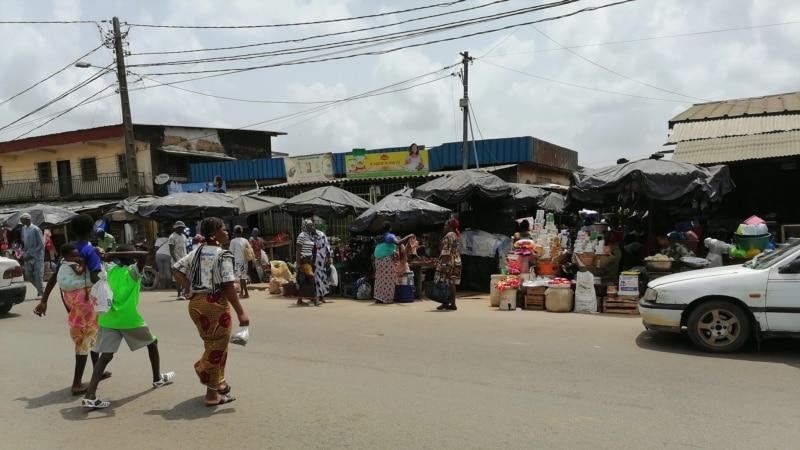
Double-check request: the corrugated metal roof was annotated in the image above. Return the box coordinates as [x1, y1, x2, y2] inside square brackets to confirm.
[191, 157, 286, 183]
[666, 115, 800, 144]
[669, 91, 800, 124]
[672, 130, 800, 164]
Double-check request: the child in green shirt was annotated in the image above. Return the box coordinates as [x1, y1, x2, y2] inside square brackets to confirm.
[81, 245, 175, 409]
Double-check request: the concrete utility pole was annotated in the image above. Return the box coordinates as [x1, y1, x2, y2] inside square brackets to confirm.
[113, 17, 141, 196]
[459, 51, 473, 170]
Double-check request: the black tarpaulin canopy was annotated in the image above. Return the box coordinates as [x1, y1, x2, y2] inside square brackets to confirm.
[568, 159, 735, 208]
[350, 188, 452, 234]
[412, 169, 513, 205]
[281, 186, 372, 219]
[2, 204, 77, 228]
[231, 194, 285, 215]
[109, 193, 239, 221]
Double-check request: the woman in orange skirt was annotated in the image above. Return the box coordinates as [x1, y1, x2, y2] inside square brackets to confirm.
[173, 217, 250, 407]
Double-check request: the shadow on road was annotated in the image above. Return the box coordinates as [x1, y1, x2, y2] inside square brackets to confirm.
[15, 388, 80, 410]
[143, 397, 237, 420]
[0, 312, 22, 320]
[635, 330, 800, 369]
[57, 389, 154, 420]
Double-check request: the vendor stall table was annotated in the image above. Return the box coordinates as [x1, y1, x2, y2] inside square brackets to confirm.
[263, 239, 292, 261]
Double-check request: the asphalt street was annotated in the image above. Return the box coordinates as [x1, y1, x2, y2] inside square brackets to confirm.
[2, 283, 800, 449]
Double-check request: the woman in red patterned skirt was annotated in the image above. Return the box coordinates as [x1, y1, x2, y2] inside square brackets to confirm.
[435, 219, 462, 311]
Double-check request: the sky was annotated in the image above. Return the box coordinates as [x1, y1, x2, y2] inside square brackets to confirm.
[0, 0, 798, 169]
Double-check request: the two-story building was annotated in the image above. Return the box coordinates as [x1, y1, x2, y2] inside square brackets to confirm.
[0, 123, 285, 243]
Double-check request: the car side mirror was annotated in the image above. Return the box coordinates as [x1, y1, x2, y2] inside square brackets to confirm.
[778, 259, 800, 274]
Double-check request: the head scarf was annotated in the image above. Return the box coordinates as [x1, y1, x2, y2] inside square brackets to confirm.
[447, 219, 461, 237]
[301, 219, 315, 235]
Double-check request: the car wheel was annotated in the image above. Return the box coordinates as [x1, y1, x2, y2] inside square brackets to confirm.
[141, 266, 159, 291]
[687, 300, 751, 353]
[0, 302, 13, 315]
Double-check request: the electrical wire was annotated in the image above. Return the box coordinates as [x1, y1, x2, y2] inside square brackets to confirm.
[135, 1, 634, 77]
[529, 25, 708, 102]
[12, 84, 117, 140]
[0, 20, 101, 24]
[0, 92, 118, 136]
[449, 75, 459, 141]
[132, 0, 509, 56]
[127, 1, 468, 29]
[0, 65, 114, 132]
[0, 44, 104, 106]
[130, 1, 580, 68]
[478, 59, 692, 103]
[483, 21, 800, 58]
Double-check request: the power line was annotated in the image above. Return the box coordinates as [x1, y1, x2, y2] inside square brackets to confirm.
[130, 1, 579, 68]
[0, 92, 118, 136]
[0, 44, 104, 106]
[0, 65, 113, 132]
[529, 25, 708, 102]
[127, 1, 467, 29]
[12, 84, 117, 140]
[484, 20, 800, 58]
[0, 20, 101, 24]
[478, 59, 691, 103]
[136, 0, 634, 77]
[132, 0, 509, 56]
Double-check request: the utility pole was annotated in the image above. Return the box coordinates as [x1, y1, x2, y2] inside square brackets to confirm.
[459, 51, 472, 170]
[113, 17, 141, 196]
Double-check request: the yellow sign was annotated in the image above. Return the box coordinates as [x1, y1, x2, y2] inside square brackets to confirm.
[345, 149, 429, 178]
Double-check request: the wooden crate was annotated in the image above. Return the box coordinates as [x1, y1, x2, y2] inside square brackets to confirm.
[525, 294, 545, 310]
[524, 286, 547, 295]
[602, 296, 639, 315]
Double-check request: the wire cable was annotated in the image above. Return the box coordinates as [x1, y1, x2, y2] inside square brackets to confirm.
[0, 44, 104, 106]
[529, 25, 708, 102]
[136, 1, 633, 77]
[132, 0, 509, 56]
[479, 59, 692, 103]
[127, 1, 467, 29]
[130, 1, 579, 68]
[484, 21, 800, 57]
[0, 65, 113, 132]
[0, 20, 101, 24]
[12, 84, 117, 140]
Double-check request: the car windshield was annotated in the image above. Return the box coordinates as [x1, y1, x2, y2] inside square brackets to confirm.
[748, 238, 800, 269]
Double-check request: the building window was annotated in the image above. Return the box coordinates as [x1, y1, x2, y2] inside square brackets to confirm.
[80, 157, 98, 181]
[37, 162, 52, 184]
[117, 154, 127, 178]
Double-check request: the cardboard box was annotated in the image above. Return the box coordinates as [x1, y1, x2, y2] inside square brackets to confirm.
[618, 271, 640, 297]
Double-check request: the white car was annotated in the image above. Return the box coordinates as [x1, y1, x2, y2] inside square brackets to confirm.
[0, 256, 26, 315]
[639, 239, 800, 353]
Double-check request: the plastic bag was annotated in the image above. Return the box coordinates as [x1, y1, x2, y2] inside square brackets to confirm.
[90, 271, 113, 315]
[230, 326, 250, 346]
[328, 264, 339, 287]
[425, 281, 450, 303]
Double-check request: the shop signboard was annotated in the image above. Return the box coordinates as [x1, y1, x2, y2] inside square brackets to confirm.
[345, 147, 429, 179]
[283, 153, 335, 184]
[168, 177, 227, 194]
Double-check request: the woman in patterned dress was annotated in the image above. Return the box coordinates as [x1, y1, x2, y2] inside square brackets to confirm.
[373, 222, 415, 304]
[172, 217, 250, 407]
[434, 219, 462, 311]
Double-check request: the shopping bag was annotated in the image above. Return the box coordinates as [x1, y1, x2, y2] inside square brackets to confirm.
[230, 326, 250, 346]
[424, 281, 450, 303]
[244, 245, 255, 262]
[90, 271, 113, 315]
[328, 264, 339, 287]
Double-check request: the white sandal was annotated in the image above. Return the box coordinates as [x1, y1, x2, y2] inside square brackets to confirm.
[153, 371, 175, 388]
[82, 397, 110, 409]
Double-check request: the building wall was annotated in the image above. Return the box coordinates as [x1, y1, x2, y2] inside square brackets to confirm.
[516, 164, 571, 186]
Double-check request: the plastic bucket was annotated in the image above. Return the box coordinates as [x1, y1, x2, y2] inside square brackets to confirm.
[394, 285, 415, 303]
[734, 234, 771, 252]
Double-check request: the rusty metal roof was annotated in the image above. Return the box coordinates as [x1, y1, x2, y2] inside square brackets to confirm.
[671, 130, 800, 164]
[666, 115, 800, 144]
[669, 91, 800, 125]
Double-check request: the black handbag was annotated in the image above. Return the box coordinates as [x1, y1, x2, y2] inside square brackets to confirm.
[425, 281, 450, 303]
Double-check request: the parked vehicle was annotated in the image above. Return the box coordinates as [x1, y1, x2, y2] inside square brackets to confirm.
[0, 255, 26, 314]
[640, 239, 800, 353]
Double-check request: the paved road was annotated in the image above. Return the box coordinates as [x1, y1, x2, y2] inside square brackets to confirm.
[2, 284, 800, 449]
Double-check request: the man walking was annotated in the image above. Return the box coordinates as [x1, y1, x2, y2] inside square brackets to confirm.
[20, 213, 45, 299]
[168, 221, 188, 300]
[96, 228, 117, 252]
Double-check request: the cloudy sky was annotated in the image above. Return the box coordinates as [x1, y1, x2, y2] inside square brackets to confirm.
[0, 0, 798, 168]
